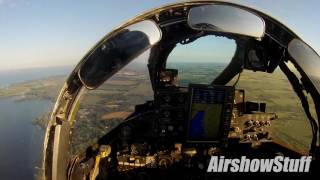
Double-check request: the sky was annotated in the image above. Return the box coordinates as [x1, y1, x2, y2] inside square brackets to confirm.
[0, 0, 319, 70]
[168, 36, 237, 63]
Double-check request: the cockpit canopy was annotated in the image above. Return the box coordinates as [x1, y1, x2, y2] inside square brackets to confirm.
[75, 2, 320, 99]
[43, 2, 320, 180]
[77, 3, 268, 89]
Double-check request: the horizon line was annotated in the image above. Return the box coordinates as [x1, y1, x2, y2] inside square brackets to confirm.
[0, 61, 229, 72]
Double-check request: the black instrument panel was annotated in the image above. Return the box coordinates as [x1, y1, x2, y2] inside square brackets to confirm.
[154, 87, 188, 141]
[186, 84, 235, 145]
[154, 84, 235, 146]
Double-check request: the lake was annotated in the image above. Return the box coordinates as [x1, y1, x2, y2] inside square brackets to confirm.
[0, 98, 52, 179]
[0, 66, 70, 179]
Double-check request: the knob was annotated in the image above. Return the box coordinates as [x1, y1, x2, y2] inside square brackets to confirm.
[159, 158, 172, 168]
[254, 120, 259, 126]
[266, 121, 271, 126]
[246, 120, 253, 126]
[252, 134, 258, 141]
[244, 134, 251, 140]
[198, 163, 205, 170]
[99, 145, 111, 158]
[164, 96, 171, 102]
[164, 111, 170, 117]
[234, 126, 241, 133]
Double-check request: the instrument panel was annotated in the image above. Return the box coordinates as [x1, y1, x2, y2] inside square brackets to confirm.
[186, 84, 234, 145]
[153, 85, 276, 146]
[154, 87, 188, 141]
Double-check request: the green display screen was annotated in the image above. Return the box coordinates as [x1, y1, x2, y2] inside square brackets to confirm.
[189, 103, 223, 140]
[187, 85, 231, 142]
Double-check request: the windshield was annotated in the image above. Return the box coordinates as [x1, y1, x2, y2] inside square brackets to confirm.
[71, 51, 153, 155]
[166, 36, 236, 86]
[227, 67, 312, 153]
[165, 36, 313, 153]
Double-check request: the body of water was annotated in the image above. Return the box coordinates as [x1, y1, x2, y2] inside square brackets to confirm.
[0, 66, 71, 179]
[0, 66, 72, 88]
[0, 98, 52, 179]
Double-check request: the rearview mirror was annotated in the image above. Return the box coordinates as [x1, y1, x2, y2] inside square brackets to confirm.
[78, 20, 161, 89]
[188, 5, 265, 40]
[288, 39, 320, 92]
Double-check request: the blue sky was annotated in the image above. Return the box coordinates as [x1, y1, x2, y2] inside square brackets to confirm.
[0, 0, 319, 70]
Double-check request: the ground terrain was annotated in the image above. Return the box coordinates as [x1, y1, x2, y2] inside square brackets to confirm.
[0, 63, 313, 154]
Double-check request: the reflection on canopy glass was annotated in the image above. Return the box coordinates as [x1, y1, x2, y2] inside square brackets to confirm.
[288, 39, 320, 93]
[79, 20, 161, 89]
[188, 5, 265, 39]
